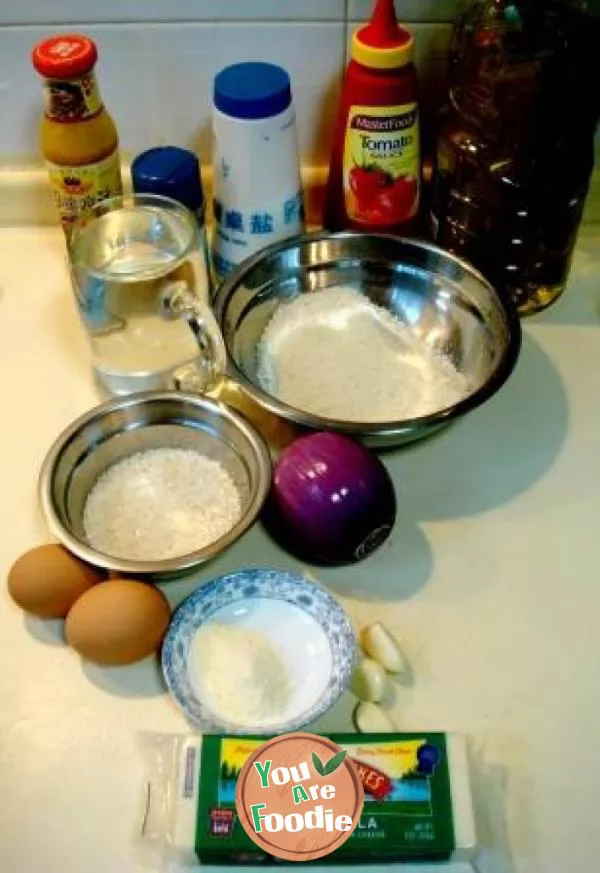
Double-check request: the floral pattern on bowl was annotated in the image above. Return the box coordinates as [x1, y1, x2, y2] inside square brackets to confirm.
[161, 568, 357, 733]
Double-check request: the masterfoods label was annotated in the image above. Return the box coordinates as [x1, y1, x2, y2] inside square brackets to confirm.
[343, 103, 420, 225]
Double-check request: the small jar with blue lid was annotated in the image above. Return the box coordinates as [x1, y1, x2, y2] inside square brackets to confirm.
[131, 146, 212, 296]
[211, 61, 305, 283]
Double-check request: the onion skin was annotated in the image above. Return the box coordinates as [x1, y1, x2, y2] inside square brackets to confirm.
[263, 432, 397, 566]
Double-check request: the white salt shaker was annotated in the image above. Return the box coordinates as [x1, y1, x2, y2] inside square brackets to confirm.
[211, 61, 305, 285]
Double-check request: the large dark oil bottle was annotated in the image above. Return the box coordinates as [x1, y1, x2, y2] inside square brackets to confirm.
[431, 0, 600, 315]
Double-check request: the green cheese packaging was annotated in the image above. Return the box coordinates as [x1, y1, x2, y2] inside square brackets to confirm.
[169, 732, 476, 865]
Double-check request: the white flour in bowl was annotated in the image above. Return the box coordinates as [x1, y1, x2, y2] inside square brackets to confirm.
[189, 622, 291, 725]
[83, 448, 242, 561]
[256, 286, 470, 422]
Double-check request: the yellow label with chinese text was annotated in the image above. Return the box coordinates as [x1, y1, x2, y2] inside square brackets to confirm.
[43, 74, 102, 121]
[47, 150, 123, 232]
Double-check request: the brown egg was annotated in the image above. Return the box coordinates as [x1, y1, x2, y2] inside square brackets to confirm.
[7, 544, 103, 618]
[65, 579, 171, 666]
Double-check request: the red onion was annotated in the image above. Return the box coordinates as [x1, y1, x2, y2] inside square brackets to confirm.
[263, 432, 396, 566]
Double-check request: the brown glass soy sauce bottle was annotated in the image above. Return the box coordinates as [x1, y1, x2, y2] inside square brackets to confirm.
[431, 0, 600, 315]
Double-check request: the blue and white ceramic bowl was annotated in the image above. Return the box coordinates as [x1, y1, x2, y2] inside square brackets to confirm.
[162, 568, 357, 733]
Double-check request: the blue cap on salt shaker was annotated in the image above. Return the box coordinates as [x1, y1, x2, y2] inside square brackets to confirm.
[131, 146, 205, 215]
[213, 62, 292, 120]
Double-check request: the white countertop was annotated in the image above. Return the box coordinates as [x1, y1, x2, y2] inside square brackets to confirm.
[1, 226, 599, 873]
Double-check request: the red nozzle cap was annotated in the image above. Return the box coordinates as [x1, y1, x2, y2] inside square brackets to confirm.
[353, 0, 413, 68]
[361, 0, 409, 48]
[32, 34, 98, 78]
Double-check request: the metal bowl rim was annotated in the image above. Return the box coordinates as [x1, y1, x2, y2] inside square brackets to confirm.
[38, 390, 272, 576]
[214, 230, 523, 436]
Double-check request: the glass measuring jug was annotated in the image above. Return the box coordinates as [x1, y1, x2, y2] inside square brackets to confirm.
[69, 193, 225, 395]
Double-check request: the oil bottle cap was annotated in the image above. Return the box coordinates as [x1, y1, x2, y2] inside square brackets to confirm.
[32, 34, 98, 78]
[131, 147, 205, 215]
[352, 0, 414, 69]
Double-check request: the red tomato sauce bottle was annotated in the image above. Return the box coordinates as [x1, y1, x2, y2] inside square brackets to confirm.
[324, 0, 421, 233]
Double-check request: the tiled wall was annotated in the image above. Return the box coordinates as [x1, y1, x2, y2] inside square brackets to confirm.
[0, 1, 462, 168]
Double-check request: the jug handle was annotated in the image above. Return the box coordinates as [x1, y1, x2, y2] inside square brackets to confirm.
[160, 282, 227, 395]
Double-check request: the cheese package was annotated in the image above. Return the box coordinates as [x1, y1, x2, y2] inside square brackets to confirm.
[170, 732, 476, 866]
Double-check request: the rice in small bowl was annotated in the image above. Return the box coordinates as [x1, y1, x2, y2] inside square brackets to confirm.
[39, 392, 272, 579]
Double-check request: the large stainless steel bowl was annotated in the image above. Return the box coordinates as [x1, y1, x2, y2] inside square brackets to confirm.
[39, 392, 272, 579]
[214, 232, 522, 448]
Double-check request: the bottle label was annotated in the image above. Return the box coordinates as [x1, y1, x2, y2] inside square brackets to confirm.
[343, 103, 420, 226]
[46, 150, 123, 231]
[43, 73, 102, 121]
[211, 189, 305, 281]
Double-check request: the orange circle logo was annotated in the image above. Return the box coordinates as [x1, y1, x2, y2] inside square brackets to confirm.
[235, 732, 364, 862]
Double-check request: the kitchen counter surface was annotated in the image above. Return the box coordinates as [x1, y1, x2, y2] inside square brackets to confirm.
[0, 225, 599, 873]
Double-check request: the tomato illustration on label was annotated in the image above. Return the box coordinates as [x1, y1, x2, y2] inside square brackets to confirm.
[344, 103, 420, 226]
[349, 165, 388, 200]
[348, 165, 417, 225]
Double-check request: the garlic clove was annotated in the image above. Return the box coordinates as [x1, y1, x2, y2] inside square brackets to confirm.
[353, 701, 396, 733]
[351, 657, 388, 703]
[361, 621, 407, 674]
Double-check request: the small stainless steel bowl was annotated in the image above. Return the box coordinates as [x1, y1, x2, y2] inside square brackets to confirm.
[215, 232, 522, 448]
[39, 392, 272, 579]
